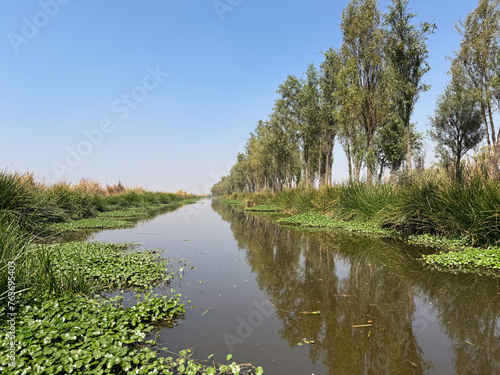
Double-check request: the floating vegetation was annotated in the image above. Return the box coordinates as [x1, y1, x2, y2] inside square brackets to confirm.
[0, 239, 264, 374]
[48, 218, 132, 231]
[46, 241, 175, 291]
[423, 247, 500, 272]
[98, 210, 147, 218]
[0, 292, 186, 374]
[277, 212, 392, 236]
[217, 199, 246, 205]
[244, 205, 282, 212]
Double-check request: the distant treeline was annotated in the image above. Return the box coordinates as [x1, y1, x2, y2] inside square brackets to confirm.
[212, 0, 500, 196]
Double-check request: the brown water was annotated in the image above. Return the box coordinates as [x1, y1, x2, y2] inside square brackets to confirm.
[90, 199, 500, 375]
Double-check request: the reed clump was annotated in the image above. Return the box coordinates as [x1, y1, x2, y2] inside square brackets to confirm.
[229, 168, 500, 247]
[0, 169, 197, 301]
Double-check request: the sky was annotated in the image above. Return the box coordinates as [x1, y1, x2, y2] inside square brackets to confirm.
[0, 0, 481, 193]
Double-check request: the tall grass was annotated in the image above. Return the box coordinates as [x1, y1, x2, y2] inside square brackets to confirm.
[0, 170, 197, 302]
[0, 214, 33, 299]
[232, 169, 500, 247]
[383, 172, 500, 246]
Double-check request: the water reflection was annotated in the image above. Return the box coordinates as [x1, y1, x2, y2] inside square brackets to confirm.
[211, 200, 500, 374]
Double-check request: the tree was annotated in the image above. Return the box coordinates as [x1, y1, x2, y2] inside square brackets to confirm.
[429, 82, 484, 182]
[384, 0, 435, 174]
[334, 51, 367, 182]
[299, 65, 323, 187]
[374, 113, 405, 183]
[319, 48, 341, 186]
[451, 0, 500, 179]
[340, 0, 388, 185]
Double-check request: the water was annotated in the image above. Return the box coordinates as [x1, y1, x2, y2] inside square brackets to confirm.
[91, 199, 500, 374]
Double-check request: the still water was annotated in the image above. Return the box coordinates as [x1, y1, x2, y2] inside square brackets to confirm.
[91, 199, 500, 375]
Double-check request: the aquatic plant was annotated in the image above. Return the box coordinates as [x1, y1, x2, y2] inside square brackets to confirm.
[424, 247, 500, 271]
[244, 205, 282, 212]
[216, 198, 246, 205]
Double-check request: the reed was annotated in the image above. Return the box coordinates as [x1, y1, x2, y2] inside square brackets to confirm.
[0, 169, 197, 302]
[236, 169, 500, 247]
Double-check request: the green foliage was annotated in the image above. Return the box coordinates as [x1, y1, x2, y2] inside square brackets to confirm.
[0, 292, 186, 374]
[0, 170, 198, 233]
[234, 170, 500, 250]
[429, 81, 484, 181]
[451, 0, 500, 179]
[0, 214, 34, 300]
[98, 210, 147, 217]
[277, 212, 391, 235]
[244, 205, 282, 212]
[216, 198, 246, 205]
[424, 247, 500, 271]
[0, 172, 66, 230]
[384, 0, 434, 172]
[40, 242, 176, 293]
[48, 218, 132, 231]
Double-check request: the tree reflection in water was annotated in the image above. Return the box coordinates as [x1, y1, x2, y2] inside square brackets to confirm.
[212, 200, 500, 374]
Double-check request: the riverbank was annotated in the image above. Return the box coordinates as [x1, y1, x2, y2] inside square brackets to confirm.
[1, 171, 262, 374]
[217, 173, 500, 275]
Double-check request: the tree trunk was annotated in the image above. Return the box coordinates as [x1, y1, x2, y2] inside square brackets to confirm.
[487, 102, 499, 180]
[455, 154, 462, 183]
[304, 147, 310, 188]
[325, 131, 334, 186]
[489, 139, 500, 180]
[390, 167, 397, 185]
[354, 162, 362, 182]
[346, 142, 353, 182]
[366, 134, 374, 186]
[378, 163, 384, 183]
[405, 124, 412, 174]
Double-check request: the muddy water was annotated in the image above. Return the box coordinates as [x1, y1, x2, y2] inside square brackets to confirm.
[91, 199, 500, 375]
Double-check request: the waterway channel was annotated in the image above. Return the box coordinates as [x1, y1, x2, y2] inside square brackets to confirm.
[89, 199, 500, 374]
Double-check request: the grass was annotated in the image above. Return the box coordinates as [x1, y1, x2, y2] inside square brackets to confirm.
[0, 170, 200, 297]
[277, 212, 393, 235]
[0, 170, 262, 374]
[244, 204, 282, 212]
[216, 198, 246, 205]
[0, 170, 200, 230]
[48, 218, 132, 231]
[218, 169, 500, 274]
[0, 239, 263, 374]
[98, 210, 147, 217]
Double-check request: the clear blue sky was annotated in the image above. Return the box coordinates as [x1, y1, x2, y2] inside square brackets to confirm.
[0, 0, 479, 193]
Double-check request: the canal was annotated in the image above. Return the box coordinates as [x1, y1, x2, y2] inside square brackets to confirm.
[91, 199, 500, 374]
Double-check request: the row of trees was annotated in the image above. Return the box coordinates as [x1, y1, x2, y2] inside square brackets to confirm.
[212, 0, 500, 196]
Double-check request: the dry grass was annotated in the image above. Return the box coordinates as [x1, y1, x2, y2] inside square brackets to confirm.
[106, 181, 126, 195]
[75, 178, 107, 197]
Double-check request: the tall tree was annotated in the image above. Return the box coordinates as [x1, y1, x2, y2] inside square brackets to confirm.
[429, 81, 484, 182]
[451, 0, 500, 178]
[340, 0, 387, 185]
[335, 52, 367, 182]
[384, 0, 435, 174]
[374, 114, 405, 183]
[319, 48, 341, 186]
[299, 65, 323, 187]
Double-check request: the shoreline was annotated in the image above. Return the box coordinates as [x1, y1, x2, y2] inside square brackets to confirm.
[216, 194, 500, 276]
